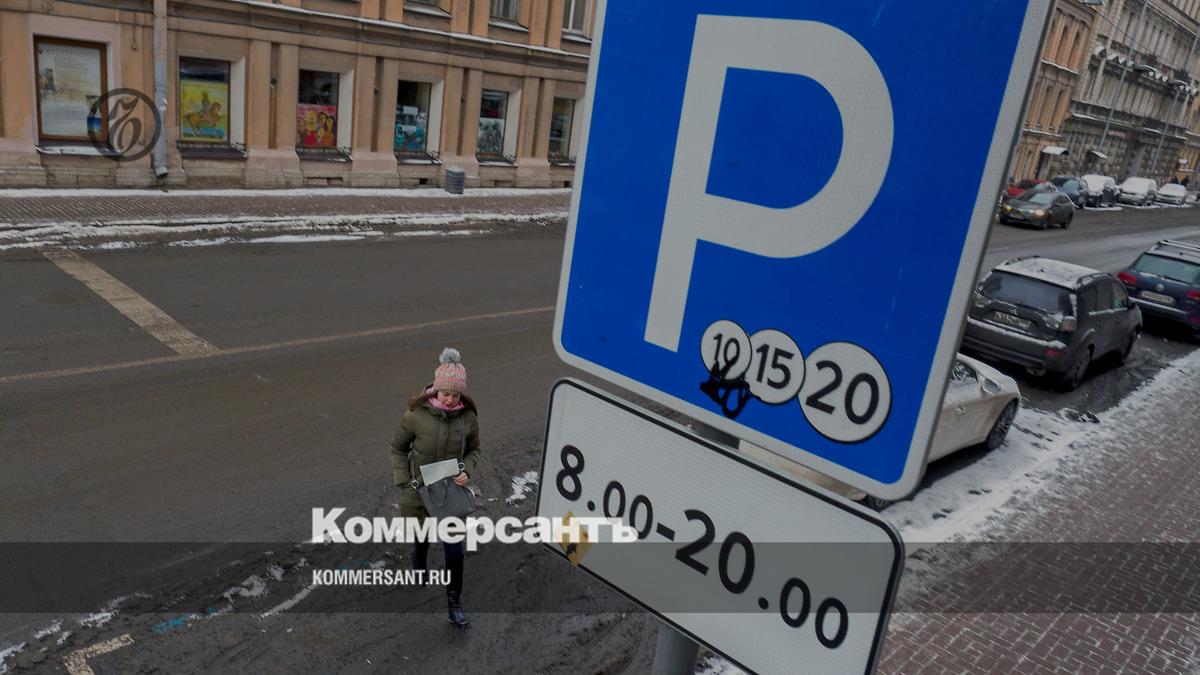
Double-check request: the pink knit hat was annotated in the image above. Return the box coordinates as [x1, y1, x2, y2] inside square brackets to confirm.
[433, 347, 468, 394]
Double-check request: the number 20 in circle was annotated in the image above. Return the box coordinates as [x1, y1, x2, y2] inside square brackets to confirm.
[799, 342, 891, 443]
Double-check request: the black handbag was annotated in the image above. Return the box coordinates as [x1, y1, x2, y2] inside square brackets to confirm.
[416, 473, 477, 519]
[409, 417, 476, 519]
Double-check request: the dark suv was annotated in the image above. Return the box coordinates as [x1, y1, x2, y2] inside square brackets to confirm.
[962, 256, 1142, 390]
[1117, 239, 1200, 337]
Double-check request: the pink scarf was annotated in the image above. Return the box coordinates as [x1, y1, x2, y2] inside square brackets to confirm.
[426, 387, 465, 412]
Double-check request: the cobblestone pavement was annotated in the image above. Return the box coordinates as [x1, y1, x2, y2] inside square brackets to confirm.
[0, 188, 571, 227]
[879, 351, 1200, 674]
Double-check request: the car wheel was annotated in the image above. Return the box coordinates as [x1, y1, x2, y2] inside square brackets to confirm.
[1059, 346, 1092, 391]
[1062, 211, 1073, 229]
[985, 401, 1018, 452]
[1040, 218, 1049, 231]
[1115, 329, 1139, 365]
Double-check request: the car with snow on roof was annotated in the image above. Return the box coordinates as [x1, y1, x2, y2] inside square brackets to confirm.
[962, 256, 1142, 390]
[741, 354, 1019, 510]
[1117, 239, 1200, 337]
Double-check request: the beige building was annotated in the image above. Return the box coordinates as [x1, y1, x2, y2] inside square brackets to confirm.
[1011, 0, 1103, 181]
[1064, 0, 1200, 181]
[0, 0, 594, 188]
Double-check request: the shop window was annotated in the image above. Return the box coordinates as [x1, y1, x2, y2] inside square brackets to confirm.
[395, 81, 432, 158]
[549, 97, 575, 163]
[297, 70, 340, 150]
[491, 0, 518, 21]
[563, 0, 587, 33]
[34, 37, 107, 142]
[477, 89, 510, 161]
[179, 58, 231, 145]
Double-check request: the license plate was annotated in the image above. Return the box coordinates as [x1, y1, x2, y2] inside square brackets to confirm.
[1141, 290, 1176, 306]
[989, 311, 1033, 331]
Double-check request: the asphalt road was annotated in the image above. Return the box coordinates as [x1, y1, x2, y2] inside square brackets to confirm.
[1, 203, 1199, 672]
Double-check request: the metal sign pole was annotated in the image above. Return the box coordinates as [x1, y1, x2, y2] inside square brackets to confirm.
[651, 419, 739, 674]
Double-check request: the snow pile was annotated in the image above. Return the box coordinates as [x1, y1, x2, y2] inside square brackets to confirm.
[506, 471, 540, 504]
[0, 644, 25, 675]
[0, 211, 563, 251]
[78, 612, 114, 628]
[222, 574, 268, 601]
[31, 622, 61, 640]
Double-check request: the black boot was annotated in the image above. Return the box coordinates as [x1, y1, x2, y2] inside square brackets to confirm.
[447, 591, 470, 629]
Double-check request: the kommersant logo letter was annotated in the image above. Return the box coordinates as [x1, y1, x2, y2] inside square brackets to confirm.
[644, 16, 895, 351]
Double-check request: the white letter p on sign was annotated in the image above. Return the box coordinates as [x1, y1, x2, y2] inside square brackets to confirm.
[644, 16, 894, 351]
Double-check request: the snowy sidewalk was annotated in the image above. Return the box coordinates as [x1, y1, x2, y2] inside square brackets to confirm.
[0, 187, 571, 250]
[876, 348, 1200, 674]
[0, 187, 571, 229]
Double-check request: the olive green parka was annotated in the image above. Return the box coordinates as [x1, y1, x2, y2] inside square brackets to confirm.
[390, 391, 481, 516]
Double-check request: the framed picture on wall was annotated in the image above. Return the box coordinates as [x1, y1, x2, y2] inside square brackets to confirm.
[34, 37, 108, 142]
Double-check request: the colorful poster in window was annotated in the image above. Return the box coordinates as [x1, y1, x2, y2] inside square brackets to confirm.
[179, 80, 229, 142]
[297, 103, 338, 148]
[395, 105, 428, 152]
[36, 40, 105, 139]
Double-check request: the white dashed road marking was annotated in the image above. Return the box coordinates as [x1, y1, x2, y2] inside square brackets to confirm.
[63, 634, 134, 675]
[0, 305, 554, 385]
[42, 249, 217, 355]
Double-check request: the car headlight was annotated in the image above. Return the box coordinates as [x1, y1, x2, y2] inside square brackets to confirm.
[1004, 205, 1013, 211]
[1034, 209, 1046, 217]
[982, 379, 1001, 395]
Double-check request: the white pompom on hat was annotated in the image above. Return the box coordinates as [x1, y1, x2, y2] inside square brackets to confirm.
[433, 347, 468, 394]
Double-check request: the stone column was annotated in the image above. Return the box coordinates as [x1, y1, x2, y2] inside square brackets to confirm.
[516, 76, 549, 187]
[350, 55, 397, 186]
[245, 40, 302, 187]
[0, 11, 46, 186]
[439, 67, 481, 184]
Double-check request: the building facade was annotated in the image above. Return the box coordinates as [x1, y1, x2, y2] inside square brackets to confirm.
[0, 0, 594, 188]
[1011, 0, 1103, 182]
[1063, 0, 1200, 182]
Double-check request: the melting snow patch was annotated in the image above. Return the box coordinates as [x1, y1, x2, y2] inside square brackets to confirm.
[0, 187, 572, 199]
[0, 644, 26, 675]
[78, 612, 114, 628]
[223, 575, 267, 601]
[262, 585, 315, 617]
[506, 471, 540, 504]
[696, 655, 745, 674]
[32, 622, 61, 640]
[267, 563, 286, 581]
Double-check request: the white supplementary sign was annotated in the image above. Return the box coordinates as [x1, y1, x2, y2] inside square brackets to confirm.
[537, 380, 904, 675]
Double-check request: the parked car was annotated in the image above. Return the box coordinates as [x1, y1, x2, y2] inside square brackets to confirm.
[1049, 175, 1087, 207]
[1003, 178, 1050, 202]
[1117, 239, 1200, 336]
[740, 354, 1020, 509]
[1080, 174, 1118, 207]
[1156, 183, 1188, 205]
[1118, 177, 1158, 205]
[962, 256, 1142, 390]
[999, 189, 1075, 229]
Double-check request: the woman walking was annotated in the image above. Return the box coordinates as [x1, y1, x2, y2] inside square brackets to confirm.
[390, 347, 481, 628]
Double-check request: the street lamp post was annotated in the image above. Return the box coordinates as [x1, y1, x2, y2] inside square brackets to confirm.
[1095, 0, 1150, 167]
[1149, 24, 1200, 180]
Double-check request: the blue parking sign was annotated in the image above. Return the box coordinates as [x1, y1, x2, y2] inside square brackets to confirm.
[555, 0, 1051, 498]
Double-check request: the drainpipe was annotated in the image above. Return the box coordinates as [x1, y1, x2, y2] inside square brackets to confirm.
[152, 0, 169, 179]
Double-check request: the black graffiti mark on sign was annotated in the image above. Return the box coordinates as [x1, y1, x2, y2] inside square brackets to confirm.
[88, 88, 162, 162]
[700, 360, 753, 420]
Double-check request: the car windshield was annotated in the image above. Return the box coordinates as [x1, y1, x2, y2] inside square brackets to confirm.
[1018, 191, 1056, 205]
[1050, 177, 1079, 190]
[1132, 254, 1200, 284]
[981, 272, 1074, 315]
[1161, 184, 1186, 196]
[1017, 179, 1041, 189]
